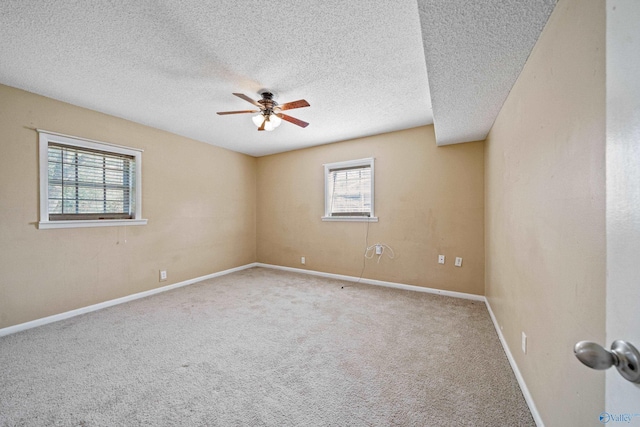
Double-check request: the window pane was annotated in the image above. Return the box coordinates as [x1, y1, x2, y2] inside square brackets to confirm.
[105, 188, 126, 201]
[106, 201, 124, 212]
[329, 166, 371, 216]
[48, 198, 62, 214]
[63, 199, 77, 213]
[48, 144, 135, 219]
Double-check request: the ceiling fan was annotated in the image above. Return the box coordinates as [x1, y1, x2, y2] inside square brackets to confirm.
[217, 91, 310, 131]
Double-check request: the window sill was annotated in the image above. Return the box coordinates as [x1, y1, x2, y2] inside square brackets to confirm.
[38, 219, 148, 229]
[321, 216, 379, 222]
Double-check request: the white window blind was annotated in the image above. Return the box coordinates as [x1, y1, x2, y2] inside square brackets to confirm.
[328, 165, 372, 217]
[323, 158, 377, 222]
[38, 130, 147, 229]
[47, 144, 135, 220]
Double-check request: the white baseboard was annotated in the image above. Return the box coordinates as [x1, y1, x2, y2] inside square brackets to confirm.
[484, 299, 544, 427]
[255, 262, 486, 301]
[0, 263, 258, 338]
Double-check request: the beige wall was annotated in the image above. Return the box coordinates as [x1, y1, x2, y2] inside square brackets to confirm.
[0, 84, 257, 329]
[1, 87, 483, 331]
[484, 0, 605, 425]
[257, 126, 484, 295]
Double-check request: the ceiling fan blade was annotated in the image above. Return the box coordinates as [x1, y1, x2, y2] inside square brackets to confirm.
[258, 117, 266, 131]
[233, 93, 263, 108]
[277, 113, 309, 128]
[278, 99, 310, 111]
[216, 110, 260, 115]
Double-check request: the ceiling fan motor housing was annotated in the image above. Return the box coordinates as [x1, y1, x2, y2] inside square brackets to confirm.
[258, 92, 277, 114]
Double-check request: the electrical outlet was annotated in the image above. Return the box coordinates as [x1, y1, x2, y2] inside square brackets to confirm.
[375, 244, 383, 255]
[301, 256, 305, 265]
[159, 270, 167, 282]
[455, 257, 463, 267]
[522, 332, 527, 354]
[438, 255, 445, 264]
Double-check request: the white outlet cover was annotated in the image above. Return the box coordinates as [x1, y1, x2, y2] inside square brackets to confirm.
[455, 257, 463, 267]
[438, 255, 445, 264]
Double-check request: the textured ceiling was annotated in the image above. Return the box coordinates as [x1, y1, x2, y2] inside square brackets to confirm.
[417, 0, 557, 145]
[0, 1, 555, 156]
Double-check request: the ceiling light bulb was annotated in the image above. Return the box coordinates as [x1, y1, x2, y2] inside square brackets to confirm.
[264, 116, 275, 131]
[270, 114, 282, 128]
[252, 114, 264, 127]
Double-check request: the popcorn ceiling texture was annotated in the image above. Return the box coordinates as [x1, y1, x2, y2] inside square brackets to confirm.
[0, 0, 430, 156]
[0, 1, 555, 154]
[418, 0, 557, 145]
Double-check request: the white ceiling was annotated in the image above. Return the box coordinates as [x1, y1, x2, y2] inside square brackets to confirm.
[417, 0, 557, 146]
[0, 1, 555, 157]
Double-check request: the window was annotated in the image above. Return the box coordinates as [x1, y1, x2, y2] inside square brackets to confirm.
[323, 158, 377, 222]
[38, 130, 147, 229]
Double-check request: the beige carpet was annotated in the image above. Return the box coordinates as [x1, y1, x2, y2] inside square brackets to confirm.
[0, 267, 534, 426]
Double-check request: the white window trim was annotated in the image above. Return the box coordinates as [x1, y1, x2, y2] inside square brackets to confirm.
[322, 157, 378, 222]
[37, 129, 148, 230]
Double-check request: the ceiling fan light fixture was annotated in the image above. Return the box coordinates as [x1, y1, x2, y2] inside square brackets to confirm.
[252, 112, 281, 131]
[264, 115, 276, 132]
[252, 114, 264, 127]
[270, 113, 282, 128]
